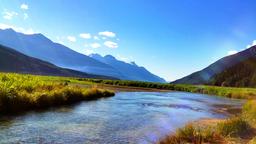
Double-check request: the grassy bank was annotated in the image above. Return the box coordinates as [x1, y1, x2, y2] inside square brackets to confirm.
[159, 100, 256, 144]
[0, 73, 114, 114]
[79, 79, 256, 99]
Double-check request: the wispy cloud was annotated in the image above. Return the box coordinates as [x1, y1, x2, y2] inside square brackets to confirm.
[99, 31, 116, 38]
[67, 36, 76, 42]
[227, 50, 238, 56]
[2, 10, 18, 20]
[116, 54, 133, 63]
[90, 43, 101, 48]
[23, 13, 28, 20]
[246, 40, 256, 48]
[104, 41, 118, 48]
[94, 36, 100, 40]
[0, 23, 35, 34]
[80, 33, 91, 39]
[84, 49, 94, 55]
[20, 4, 29, 10]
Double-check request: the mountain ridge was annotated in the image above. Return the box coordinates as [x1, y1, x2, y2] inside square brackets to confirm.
[0, 28, 165, 83]
[89, 54, 166, 83]
[172, 45, 256, 85]
[0, 44, 117, 79]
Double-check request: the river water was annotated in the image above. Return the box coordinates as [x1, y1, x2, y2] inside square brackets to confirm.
[0, 92, 242, 144]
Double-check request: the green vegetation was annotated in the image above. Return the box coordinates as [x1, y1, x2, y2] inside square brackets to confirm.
[158, 124, 220, 144]
[210, 57, 256, 88]
[216, 117, 250, 137]
[159, 100, 256, 144]
[80, 79, 256, 99]
[0, 73, 114, 114]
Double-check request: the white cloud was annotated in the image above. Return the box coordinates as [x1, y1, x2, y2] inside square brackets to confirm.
[84, 49, 94, 55]
[56, 36, 65, 44]
[2, 10, 18, 20]
[84, 44, 89, 47]
[20, 4, 29, 10]
[79, 33, 91, 39]
[23, 13, 28, 20]
[67, 36, 76, 42]
[0, 23, 35, 34]
[104, 41, 118, 48]
[90, 43, 101, 49]
[94, 36, 100, 40]
[116, 54, 133, 63]
[99, 31, 116, 38]
[246, 40, 256, 48]
[227, 50, 238, 56]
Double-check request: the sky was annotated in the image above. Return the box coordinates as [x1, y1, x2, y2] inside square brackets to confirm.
[1, 0, 256, 81]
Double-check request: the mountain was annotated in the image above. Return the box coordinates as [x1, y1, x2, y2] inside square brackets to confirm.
[89, 54, 166, 83]
[0, 28, 122, 78]
[209, 57, 256, 87]
[0, 44, 116, 79]
[0, 28, 165, 82]
[172, 45, 256, 85]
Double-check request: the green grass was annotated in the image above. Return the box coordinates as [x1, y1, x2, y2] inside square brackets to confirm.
[159, 100, 256, 144]
[79, 79, 256, 99]
[243, 100, 256, 126]
[216, 117, 250, 137]
[158, 124, 221, 144]
[0, 73, 114, 113]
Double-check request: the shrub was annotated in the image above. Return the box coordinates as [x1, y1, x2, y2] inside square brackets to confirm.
[217, 117, 250, 137]
[159, 124, 219, 144]
[243, 100, 256, 126]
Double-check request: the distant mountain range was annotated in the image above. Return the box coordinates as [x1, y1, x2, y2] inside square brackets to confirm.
[0, 28, 165, 83]
[0, 44, 116, 79]
[90, 54, 166, 83]
[172, 45, 256, 87]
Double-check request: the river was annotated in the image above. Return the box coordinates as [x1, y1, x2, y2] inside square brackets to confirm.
[0, 91, 242, 144]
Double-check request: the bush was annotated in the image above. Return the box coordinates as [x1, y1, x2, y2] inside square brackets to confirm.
[243, 100, 256, 126]
[159, 124, 219, 144]
[217, 117, 250, 137]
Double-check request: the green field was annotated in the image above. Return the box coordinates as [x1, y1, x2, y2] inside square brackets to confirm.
[82, 79, 256, 99]
[0, 73, 114, 114]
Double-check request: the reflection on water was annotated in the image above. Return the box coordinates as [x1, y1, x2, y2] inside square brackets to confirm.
[0, 92, 242, 144]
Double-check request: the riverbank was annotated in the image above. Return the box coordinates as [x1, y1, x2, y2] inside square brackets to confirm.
[158, 100, 256, 144]
[0, 73, 114, 114]
[80, 79, 256, 99]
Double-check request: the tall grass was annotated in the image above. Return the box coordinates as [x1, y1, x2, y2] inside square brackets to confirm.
[0, 73, 114, 113]
[79, 79, 256, 99]
[159, 100, 256, 144]
[158, 124, 222, 144]
[243, 100, 256, 126]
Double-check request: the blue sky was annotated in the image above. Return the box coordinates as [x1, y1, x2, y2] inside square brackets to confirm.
[1, 0, 256, 81]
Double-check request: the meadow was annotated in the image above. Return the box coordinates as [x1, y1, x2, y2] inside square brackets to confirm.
[0, 73, 114, 114]
[80, 79, 256, 99]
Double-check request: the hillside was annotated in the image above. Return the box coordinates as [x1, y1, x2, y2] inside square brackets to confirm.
[0, 28, 122, 78]
[209, 57, 256, 87]
[172, 45, 256, 85]
[0, 44, 116, 79]
[89, 54, 166, 83]
[0, 28, 165, 82]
